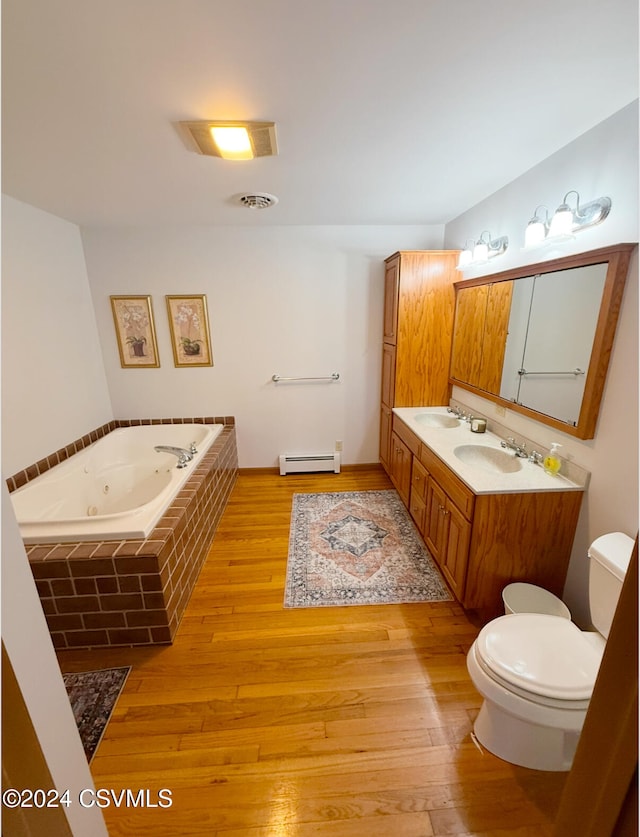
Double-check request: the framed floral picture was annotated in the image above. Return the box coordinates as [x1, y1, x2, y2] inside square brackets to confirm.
[166, 295, 213, 367]
[110, 295, 160, 368]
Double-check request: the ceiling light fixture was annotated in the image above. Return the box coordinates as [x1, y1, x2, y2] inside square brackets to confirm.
[523, 191, 612, 249]
[181, 120, 278, 160]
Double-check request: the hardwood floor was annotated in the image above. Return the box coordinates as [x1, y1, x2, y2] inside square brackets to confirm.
[57, 468, 566, 836]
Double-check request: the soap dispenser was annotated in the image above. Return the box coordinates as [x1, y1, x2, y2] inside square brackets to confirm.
[543, 443, 562, 476]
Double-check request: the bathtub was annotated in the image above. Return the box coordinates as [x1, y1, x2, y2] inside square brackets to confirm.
[11, 423, 223, 543]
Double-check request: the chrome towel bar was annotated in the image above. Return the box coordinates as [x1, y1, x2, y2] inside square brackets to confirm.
[518, 368, 584, 376]
[272, 373, 340, 383]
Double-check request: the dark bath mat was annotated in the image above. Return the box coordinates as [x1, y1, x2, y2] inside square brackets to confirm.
[62, 666, 131, 761]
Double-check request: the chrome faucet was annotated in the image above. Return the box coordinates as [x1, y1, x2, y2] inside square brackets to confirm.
[500, 437, 528, 458]
[447, 405, 464, 419]
[154, 445, 194, 469]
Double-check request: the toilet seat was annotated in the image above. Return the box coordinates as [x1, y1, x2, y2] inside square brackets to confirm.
[475, 613, 604, 706]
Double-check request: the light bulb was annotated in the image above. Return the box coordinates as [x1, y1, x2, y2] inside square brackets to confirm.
[210, 126, 254, 160]
[549, 204, 574, 238]
[473, 241, 489, 262]
[524, 219, 547, 247]
[457, 249, 473, 268]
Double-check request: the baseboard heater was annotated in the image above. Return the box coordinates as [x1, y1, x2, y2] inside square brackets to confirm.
[279, 452, 341, 475]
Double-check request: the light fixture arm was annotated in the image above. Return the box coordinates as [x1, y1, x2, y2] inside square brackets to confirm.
[558, 190, 581, 215]
[529, 205, 550, 225]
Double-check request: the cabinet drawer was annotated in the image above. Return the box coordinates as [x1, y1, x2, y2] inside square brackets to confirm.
[411, 458, 429, 504]
[419, 444, 475, 520]
[391, 415, 421, 456]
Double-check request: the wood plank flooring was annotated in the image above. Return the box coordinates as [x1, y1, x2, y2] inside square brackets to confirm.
[57, 468, 566, 836]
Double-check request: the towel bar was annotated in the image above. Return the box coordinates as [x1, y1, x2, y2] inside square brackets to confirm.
[272, 373, 340, 382]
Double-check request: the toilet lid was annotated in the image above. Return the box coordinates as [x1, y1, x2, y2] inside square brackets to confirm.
[476, 614, 603, 701]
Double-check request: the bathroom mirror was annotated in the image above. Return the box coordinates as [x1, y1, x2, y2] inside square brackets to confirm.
[450, 243, 635, 439]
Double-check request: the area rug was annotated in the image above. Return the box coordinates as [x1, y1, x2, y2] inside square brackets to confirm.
[63, 667, 131, 761]
[284, 490, 451, 607]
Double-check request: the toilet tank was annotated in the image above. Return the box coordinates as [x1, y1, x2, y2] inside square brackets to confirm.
[588, 532, 634, 638]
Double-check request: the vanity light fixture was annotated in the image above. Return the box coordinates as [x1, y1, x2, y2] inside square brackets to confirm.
[456, 231, 509, 270]
[523, 191, 612, 249]
[524, 206, 550, 248]
[181, 120, 278, 160]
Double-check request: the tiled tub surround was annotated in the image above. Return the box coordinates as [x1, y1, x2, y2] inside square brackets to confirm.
[6, 417, 238, 649]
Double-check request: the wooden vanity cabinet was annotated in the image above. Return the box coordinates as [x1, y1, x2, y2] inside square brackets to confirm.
[392, 415, 583, 622]
[380, 250, 459, 473]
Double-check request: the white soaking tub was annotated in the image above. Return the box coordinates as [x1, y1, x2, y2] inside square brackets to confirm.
[10, 423, 223, 543]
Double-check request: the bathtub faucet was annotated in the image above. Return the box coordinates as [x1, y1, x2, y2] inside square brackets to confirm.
[154, 445, 194, 469]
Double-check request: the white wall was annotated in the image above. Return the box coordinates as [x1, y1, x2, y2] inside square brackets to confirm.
[81, 225, 443, 468]
[444, 101, 639, 625]
[1, 196, 113, 476]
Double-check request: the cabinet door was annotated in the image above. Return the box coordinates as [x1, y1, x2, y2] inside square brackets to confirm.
[383, 257, 400, 344]
[450, 284, 488, 388]
[409, 491, 426, 535]
[409, 458, 429, 535]
[395, 252, 458, 407]
[390, 431, 412, 506]
[478, 281, 513, 394]
[381, 342, 396, 407]
[441, 501, 470, 600]
[379, 404, 392, 473]
[425, 478, 448, 565]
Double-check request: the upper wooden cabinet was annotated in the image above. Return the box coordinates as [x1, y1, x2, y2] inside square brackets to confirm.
[382, 251, 460, 408]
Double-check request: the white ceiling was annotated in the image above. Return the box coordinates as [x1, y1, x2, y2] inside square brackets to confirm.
[2, 0, 638, 228]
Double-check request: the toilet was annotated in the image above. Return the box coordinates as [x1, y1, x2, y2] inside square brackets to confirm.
[466, 532, 634, 771]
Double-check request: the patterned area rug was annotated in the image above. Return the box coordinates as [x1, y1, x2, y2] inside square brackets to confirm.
[284, 490, 451, 607]
[63, 667, 130, 761]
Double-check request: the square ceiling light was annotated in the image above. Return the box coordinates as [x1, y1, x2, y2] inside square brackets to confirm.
[181, 120, 278, 160]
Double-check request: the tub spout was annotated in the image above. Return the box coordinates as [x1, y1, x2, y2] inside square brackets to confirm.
[154, 445, 193, 469]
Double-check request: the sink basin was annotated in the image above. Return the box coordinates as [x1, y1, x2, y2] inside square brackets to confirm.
[453, 444, 523, 474]
[414, 412, 460, 429]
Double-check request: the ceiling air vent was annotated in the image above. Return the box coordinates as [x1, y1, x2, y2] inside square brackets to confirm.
[238, 193, 279, 210]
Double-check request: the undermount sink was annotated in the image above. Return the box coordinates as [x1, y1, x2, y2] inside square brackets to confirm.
[414, 412, 460, 429]
[453, 444, 523, 474]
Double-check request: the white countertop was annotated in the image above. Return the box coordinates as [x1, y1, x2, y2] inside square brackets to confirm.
[393, 407, 587, 494]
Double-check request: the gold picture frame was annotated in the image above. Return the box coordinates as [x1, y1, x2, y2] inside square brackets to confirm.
[110, 295, 160, 368]
[166, 295, 213, 367]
